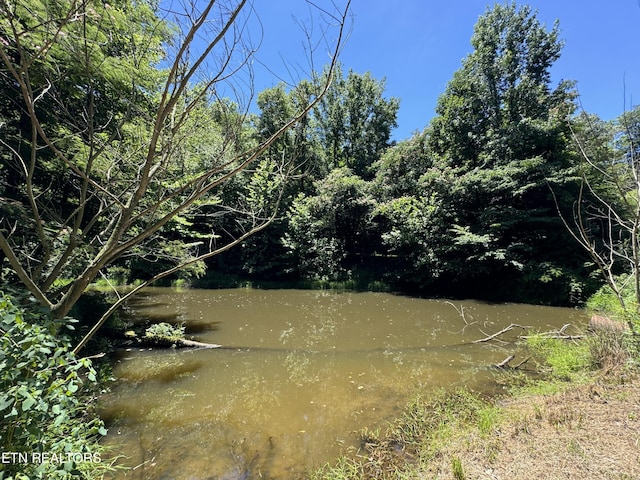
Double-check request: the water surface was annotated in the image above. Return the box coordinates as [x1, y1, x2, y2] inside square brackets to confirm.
[100, 288, 587, 479]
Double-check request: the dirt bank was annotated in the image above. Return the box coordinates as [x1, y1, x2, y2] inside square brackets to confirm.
[426, 378, 640, 479]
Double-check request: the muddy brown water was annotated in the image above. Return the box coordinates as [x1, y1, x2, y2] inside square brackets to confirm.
[99, 288, 588, 479]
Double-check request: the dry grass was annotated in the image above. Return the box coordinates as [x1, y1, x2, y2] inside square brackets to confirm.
[423, 378, 640, 480]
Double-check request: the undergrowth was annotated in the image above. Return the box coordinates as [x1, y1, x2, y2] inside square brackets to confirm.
[0, 292, 114, 479]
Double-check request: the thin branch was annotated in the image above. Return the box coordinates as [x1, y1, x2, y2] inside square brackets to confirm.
[0, 231, 53, 310]
[473, 323, 531, 344]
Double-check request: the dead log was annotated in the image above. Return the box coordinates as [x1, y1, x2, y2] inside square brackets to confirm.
[126, 331, 222, 349]
[175, 338, 222, 349]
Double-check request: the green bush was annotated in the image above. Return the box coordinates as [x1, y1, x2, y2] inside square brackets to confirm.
[586, 277, 640, 324]
[0, 293, 108, 479]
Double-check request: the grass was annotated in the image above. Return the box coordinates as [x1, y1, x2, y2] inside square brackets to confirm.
[525, 334, 592, 381]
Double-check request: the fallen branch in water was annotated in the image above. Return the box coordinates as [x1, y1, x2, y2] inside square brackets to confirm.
[176, 338, 222, 349]
[493, 355, 531, 370]
[520, 324, 583, 341]
[445, 301, 478, 333]
[124, 323, 223, 349]
[473, 323, 532, 344]
[494, 355, 515, 369]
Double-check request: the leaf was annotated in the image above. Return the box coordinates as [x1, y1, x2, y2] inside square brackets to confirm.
[0, 396, 14, 411]
[21, 394, 36, 411]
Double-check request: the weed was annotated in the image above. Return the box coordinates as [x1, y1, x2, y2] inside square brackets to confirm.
[451, 456, 466, 480]
[311, 389, 496, 479]
[567, 438, 585, 457]
[477, 405, 501, 436]
[587, 329, 631, 372]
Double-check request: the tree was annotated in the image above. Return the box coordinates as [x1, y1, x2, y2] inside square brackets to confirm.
[222, 67, 398, 282]
[559, 106, 640, 333]
[429, 3, 572, 167]
[284, 167, 376, 281]
[375, 3, 589, 303]
[315, 64, 399, 179]
[0, 0, 351, 351]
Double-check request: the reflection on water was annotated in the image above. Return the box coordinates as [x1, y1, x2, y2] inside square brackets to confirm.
[100, 288, 587, 479]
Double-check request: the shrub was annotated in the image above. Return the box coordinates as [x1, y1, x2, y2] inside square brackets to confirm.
[584, 280, 639, 370]
[587, 330, 632, 372]
[586, 278, 640, 329]
[0, 293, 108, 479]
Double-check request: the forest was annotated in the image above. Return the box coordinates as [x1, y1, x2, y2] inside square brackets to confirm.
[1, 0, 639, 478]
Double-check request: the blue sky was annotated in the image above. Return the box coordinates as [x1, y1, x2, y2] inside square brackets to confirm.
[250, 0, 640, 141]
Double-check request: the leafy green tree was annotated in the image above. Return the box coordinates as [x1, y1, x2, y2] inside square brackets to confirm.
[316, 64, 399, 179]
[0, 0, 351, 351]
[373, 130, 432, 200]
[375, 3, 589, 303]
[228, 67, 398, 281]
[217, 82, 324, 280]
[284, 167, 376, 281]
[429, 3, 573, 167]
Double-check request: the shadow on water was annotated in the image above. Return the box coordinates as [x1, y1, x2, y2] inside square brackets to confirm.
[100, 288, 589, 479]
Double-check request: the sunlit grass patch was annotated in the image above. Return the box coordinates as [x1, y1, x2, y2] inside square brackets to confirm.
[526, 334, 591, 381]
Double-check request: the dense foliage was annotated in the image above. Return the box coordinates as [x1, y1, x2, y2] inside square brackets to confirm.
[0, 0, 348, 350]
[220, 3, 606, 305]
[0, 293, 107, 479]
[370, 4, 590, 302]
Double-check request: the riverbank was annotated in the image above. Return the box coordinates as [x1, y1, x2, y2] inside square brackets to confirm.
[312, 374, 640, 479]
[311, 319, 640, 480]
[466, 377, 640, 479]
[435, 378, 640, 479]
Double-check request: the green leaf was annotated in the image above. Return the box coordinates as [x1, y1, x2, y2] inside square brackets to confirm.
[0, 396, 14, 411]
[21, 394, 36, 411]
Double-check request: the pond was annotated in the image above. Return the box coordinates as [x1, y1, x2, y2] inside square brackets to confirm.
[99, 288, 588, 479]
